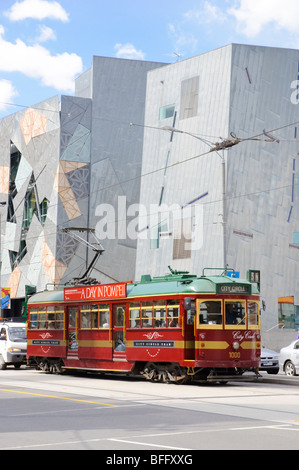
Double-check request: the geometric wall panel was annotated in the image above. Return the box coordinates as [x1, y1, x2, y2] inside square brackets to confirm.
[20, 108, 48, 145]
[54, 162, 82, 220]
[65, 164, 90, 200]
[61, 124, 90, 162]
[15, 156, 32, 192]
[0, 166, 9, 194]
[42, 235, 67, 285]
[8, 267, 21, 298]
[56, 230, 80, 265]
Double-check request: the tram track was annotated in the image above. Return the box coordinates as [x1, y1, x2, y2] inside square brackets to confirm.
[0, 369, 298, 405]
[1, 369, 299, 450]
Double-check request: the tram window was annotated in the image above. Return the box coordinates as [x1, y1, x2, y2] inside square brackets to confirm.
[129, 302, 141, 328]
[141, 301, 153, 327]
[154, 301, 166, 327]
[166, 300, 180, 327]
[114, 330, 126, 351]
[47, 308, 55, 329]
[225, 301, 246, 326]
[115, 306, 125, 326]
[199, 301, 222, 325]
[38, 307, 47, 329]
[91, 305, 98, 328]
[248, 301, 259, 327]
[186, 300, 196, 325]
[69, 308, 77, 328]
[29, 308, 38, 329]
[81, 306, 91, 329]
[99, 304, 109, 328]
[55, 309, 64, 329]
[29, 306, 65, 329]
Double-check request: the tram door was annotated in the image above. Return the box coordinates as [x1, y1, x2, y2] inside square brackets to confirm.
[184, 298, 195, 360]
[67, 306, 79, 357]
[112, 304, 127, 358]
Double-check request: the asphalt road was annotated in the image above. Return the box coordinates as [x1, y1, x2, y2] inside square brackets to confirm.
[0, 367, 298, 452]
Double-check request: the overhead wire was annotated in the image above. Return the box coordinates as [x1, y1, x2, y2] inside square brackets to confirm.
[3, 116, 299, 226]
[2, 117, 298, 253]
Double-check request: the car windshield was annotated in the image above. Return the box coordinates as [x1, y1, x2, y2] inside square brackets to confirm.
[8, 327, 26, 342]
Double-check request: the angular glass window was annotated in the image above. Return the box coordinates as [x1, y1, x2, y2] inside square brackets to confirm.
[293, 232, 299, 245]
[180, 76, 199, 120]
[159, 104, 175, 120]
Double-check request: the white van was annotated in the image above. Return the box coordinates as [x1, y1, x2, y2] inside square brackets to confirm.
[0, 321, 27, 369]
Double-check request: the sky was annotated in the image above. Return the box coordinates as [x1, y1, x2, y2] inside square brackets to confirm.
[1, 0, 299, 118]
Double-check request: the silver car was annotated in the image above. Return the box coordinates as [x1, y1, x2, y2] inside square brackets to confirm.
[260, 346, 279, 374]
[279, 340, 299, 376]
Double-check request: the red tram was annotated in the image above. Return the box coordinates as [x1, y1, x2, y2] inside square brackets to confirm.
[27, 267, 261, 383]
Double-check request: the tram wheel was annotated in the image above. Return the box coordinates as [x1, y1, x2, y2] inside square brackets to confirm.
[141, 363, 188, 384]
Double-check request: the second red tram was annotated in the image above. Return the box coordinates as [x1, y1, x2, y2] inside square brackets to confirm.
[26, 268, 261, 383]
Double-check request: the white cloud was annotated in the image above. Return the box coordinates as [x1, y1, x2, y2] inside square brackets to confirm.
[0, 26, 82, 93]
[0, 80, 18, 110]
[35, 25, 56, 43]
[114, 43, 145, 60]
[168, 22, 198, 57]
[5, 0, 69, 22]
[228, 0, 299, 37]
[185, 2, 227, 24]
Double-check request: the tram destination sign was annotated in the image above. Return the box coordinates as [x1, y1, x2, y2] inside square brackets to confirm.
[64, 282, 127, 301]
[217, 284, 251, 295]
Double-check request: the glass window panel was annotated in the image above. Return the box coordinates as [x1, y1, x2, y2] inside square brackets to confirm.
[154, 301, 166, 327]
[99, 304, 109, 328]
[180, 76, 199, 120]
[29, 308, 38, 329]
[248, 301, 259, 326]
[129, 302, 141, 328]
[225, 301, 246, 326]
[56, 311, 64, 321]
[293, 232, 299, 245]
[166, 299, 180, 327]
[141, 301, 153, 327]
[115, 306, 125, 326]
[199, 301, 222, 325]
[186, 300, 196, 325]
[91, 308, 98, 329]
[159, 104, 175, 120]
[80, 306, 91, 329]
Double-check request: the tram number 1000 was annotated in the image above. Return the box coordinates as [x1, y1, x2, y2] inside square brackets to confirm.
[229, 352, 241, 359]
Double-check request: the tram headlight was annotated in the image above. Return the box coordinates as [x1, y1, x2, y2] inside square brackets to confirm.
[232, 342, 240, 350]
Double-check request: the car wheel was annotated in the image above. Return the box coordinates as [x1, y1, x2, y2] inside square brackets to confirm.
[285, 361, 296, 376]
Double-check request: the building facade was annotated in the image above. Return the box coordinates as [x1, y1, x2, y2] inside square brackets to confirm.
[0, 56, 165, 315]
[135, 44, 299, 342]
[0, 45, 298, 346]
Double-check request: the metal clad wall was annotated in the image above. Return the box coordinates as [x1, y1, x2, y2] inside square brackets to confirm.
[89, 57, 166, 283]
[227, 45, 299, 330]
[136, 45, 233, 279]
[0, 96, 61, 297]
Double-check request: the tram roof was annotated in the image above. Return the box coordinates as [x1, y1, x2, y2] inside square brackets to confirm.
[27, 271, 258, 304]
[127, 273, 259, 297]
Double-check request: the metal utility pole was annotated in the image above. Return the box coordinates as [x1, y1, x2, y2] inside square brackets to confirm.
[61, 227, 104, 285]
